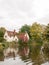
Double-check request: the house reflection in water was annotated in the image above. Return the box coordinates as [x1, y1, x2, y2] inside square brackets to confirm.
[4, 47, 18, 59]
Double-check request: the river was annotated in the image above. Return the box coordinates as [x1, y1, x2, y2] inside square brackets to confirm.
[0, 45, 49, 65]
[0, 55, 49, 65]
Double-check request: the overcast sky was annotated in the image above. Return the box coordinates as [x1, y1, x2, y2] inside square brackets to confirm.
[0, 0, 49, 31]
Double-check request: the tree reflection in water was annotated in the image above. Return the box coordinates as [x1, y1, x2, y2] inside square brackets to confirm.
[0, 42, 49, 65]
[18, 42, 49, 65]
[0, 44, 4, 61]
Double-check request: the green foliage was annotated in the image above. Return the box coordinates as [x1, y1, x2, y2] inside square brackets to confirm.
[0, 43, 4, 56]
[29, 44, 41, 61]
[43, 43, 49, 59]
[44, 24, 49, 41]
[9, 41, 18, 49]
[19, 24, 31, 38]
[0, 27, 6, 42]
[0, 37, 4, 42]
[18, 39, 28, 49]
[2, 42, 9, 49]
[0, 44, 4, 51]
[0, 43, 4, 61]
[0, 31, 4, 37]
[0, 27, 6, 32]
[30, 22, 43, 43]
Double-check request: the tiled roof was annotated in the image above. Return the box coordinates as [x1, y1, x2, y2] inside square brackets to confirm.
[6, 30, 29, 42]
[7, 30, 17, 37]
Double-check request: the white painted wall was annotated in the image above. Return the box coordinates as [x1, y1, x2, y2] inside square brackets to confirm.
[4, 31, 18, 42]
[25, 32, 29, 40]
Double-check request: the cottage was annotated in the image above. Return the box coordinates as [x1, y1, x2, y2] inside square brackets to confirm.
[17, 32, 29, 42]
[4, 30, 29, 42]
[4, 30, 18, 42]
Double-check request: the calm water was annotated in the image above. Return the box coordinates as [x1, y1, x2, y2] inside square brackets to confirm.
[0, 46, 49, 65]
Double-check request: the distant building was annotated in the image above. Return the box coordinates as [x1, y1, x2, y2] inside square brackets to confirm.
[4, 30, 29, 42]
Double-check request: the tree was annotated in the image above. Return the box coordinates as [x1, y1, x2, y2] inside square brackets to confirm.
[0, 43, 4, 61]
[30, 22, 43, 43]
[19, 24, 31, 38]
[0, 27, 6, 42]
[42, 24, 49, 60]
[44, 24, 49, 42]
[0, 31, 4, 42]
[0, 27, 6, 34]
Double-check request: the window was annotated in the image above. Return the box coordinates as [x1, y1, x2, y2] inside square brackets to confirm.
[5, 35, 7, 38]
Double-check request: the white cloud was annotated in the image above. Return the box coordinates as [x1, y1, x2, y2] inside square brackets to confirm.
[0, 0, 49, 31]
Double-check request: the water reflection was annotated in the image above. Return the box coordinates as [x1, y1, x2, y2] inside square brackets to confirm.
[0, 44, 4, 61]
[0, 43, 49, 65]
[17, 43, 49, 65]
[0, 52, 4, 61]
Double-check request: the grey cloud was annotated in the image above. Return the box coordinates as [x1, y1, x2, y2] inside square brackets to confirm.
[0, 0, 49, 31]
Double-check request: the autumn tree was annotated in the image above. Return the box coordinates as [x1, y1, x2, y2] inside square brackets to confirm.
[30, 22, 43, 44]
